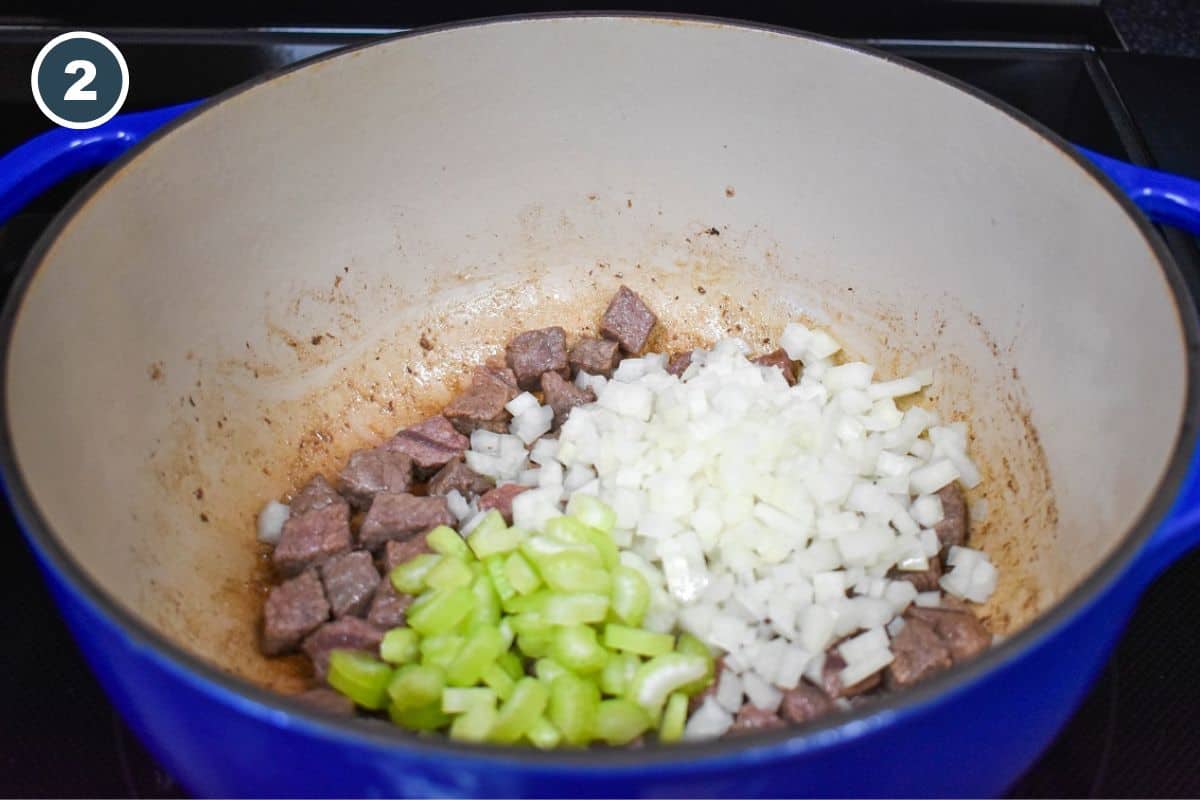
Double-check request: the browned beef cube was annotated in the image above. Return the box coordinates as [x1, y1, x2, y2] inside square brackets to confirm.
[568, 337, 621, 378]
[906, 606, 991, 662]
[443, 366, 520, 434]
[821, 648, 883, 699]
[302, 617, 385, 681]
[367, 576, 414, 630]
[888, 554, 943, 593]
[600, 286, 657, 354]
[934, 482, 967, 550]
[289, 475, 342, 516]
[689, 656, 725, 713]
[779, 683, 834, 724]
[273, 502, 352, 578]
[262, 570, 330, 655]
[338, 447, 412, 510]
[319, 551, 379, 618]
[477, 483, 531, 524]
[505, 327, 569, 391]
[885, 616, 953, 689]
[753, 348, 797, 385]
[384, 416, 469, 472]
[666, 351, 693, 377]
[727, 704, 787, 736]
[540, 371, 595, 429]
[383, 532, 433, 571]
[359, 492, 455, 551]
[427, 458, 492, 498]
[294, 688, 355, 716]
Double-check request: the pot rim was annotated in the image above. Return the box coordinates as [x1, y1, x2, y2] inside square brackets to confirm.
[2, 12, 1196, 771]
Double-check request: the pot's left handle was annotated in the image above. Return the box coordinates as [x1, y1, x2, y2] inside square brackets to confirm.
[1078, 147, 1200, 236]
[0, 101, 200, 226]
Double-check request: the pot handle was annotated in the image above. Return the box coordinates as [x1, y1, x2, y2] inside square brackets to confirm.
[1078, 147, 1200, 236]
[0, 101, 200, 226]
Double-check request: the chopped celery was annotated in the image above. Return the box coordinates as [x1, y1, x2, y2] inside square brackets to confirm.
[468, 575, 501, 627]
[427, 525, 474, 561]
[504, 551, 542, 595]
[516, 630, 554, 659]
[566, 494, 617, 534]
[442, 687, 497, 714]
[419, 634, 464, 669]
[543, 592, 609, 625]
[534, 658, 574, 684]
[481, 663, 516, 700]
[581, 526, 619, 571]
[328, 650, 393, 711]
[407, 586, 475, 635]
[675, 633, 717, 695]
[424, 556, 475, 591]
[520, 535, 601, 567]
[526, 716, 563, 750]
[544, 517, 617, 569]
[467, 511, 523, 558]
[659, 692, 688, 743]
[594, 698, 652, 746]
[552, 625, 607, 674]
[380, 628, 420, 665]
[390, 553, 441, 594]
[485, 556, 519, 608]
[610, 566, 650, 627]
[539, 553, 611, 594]
[490, 677, 551, 743]
[505, 591, 551, 616]
[497, 618, 516, 650]
[496, 650, 524, 680]
[628, 653, 709, 713]
[600, 652, 640, 697]
[604, 624, 675, 657]
[388, 663, 446, 710]
[446, 625, 507, 687]
[449, 701, 497, 743]
[389, 701, 452, 731]
[548, 673, 600, 746]
[509, 610, 551, 637]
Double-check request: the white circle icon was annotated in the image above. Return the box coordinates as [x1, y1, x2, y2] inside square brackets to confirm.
[31, 31, 130, 130]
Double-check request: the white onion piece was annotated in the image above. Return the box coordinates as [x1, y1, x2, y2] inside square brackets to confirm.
[257, 501, 290, 544]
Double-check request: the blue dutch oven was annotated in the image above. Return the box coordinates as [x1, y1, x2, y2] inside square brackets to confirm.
[2, 16, 1200, 797]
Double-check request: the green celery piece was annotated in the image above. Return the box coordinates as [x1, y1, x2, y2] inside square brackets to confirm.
[551, 625, 607, 674]
[504, 551, 542, 595]
[594, 698, 652, 746]
[380, 628, 420, 665]
[497, 618, 516, 650]
[603, 624, 675, 657]
[509, 609, 552, 637]
[449, 701, 497, 743]
[534, 658, 574, 684]
[407, 586, 475, 636]
[548, 673, 600, 747]
[539, 552, 611, 594]
[389, 701, 452, 732]
[520, 535, 601, 569]
[565, 493, 618, 534]
[467, 511, 523, 558]
[544, 516, 618, 569]
[610, 566, 651, 627]
[489, 677, 551, 744]
[659, 692, 688, 743]
[327, 649, 393, 711]
[516, 630, 554, 659]
[526, 716, 562, 750]
[419, 634, 465, 670]
[674, 633, 717, 695]
[387, 663, 446, 710]
[628, 653, 708, 713]
[543, 592, 609, 625]
[485, 556, 519, 608]
[600, 652, 640, 697]
[468, 575, 501, 627]
[481, 662, 516, 700]
[424, 556, 475, 591]
[441, 687, 497, 714]
[446, 626, 507, 687]
[427, 525, 474, 561]
[390, 553, 442, 594]
[505, 590, 551, 616]
[496, 651, 524, 681]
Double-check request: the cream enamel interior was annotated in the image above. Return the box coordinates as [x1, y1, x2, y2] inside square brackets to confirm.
[5, 18, 1186, 693]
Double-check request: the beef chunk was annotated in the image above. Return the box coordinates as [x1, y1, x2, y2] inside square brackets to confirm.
[477, 483, 531, 524]
[568, 337, 621, 378]
[319, 551, 379, 618]
[367, 576, 414, 629]
[338, 447, 412, 510]
[934, 482, 967, 550]
[779, 683, 834, 724]
[666, 351, 693, 377]
[273, 501, 352, 578]
[505, 327, 570, 391]
[885, 616, 953, 689]
[382, 532, 433, 571]
[302, 617, 385, 681]
[359, 492, 455, 551]
[821, 648, 883, 699]
[289, 475, 342, 516]
[294, 688, 355, 716]
[427, 458, 492, 498]
[443, 365, 520, 434]
[888, 555, 943, 593]
[262, 570, 330, 656]
[540, 371, 595, 429]
[906, 606, 991, 662]
[600, 286, 657, 354]
[728, 704, 787, 735]
[384, 416, 469, 472]
[753, 348, 797, 385]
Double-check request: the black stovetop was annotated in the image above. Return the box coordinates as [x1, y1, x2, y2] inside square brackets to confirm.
[2, 6, 1200, 797]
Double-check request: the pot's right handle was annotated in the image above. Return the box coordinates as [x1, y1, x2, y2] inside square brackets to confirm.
[1079, 147, 1200, 236]
[0, 101, 199, 226]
